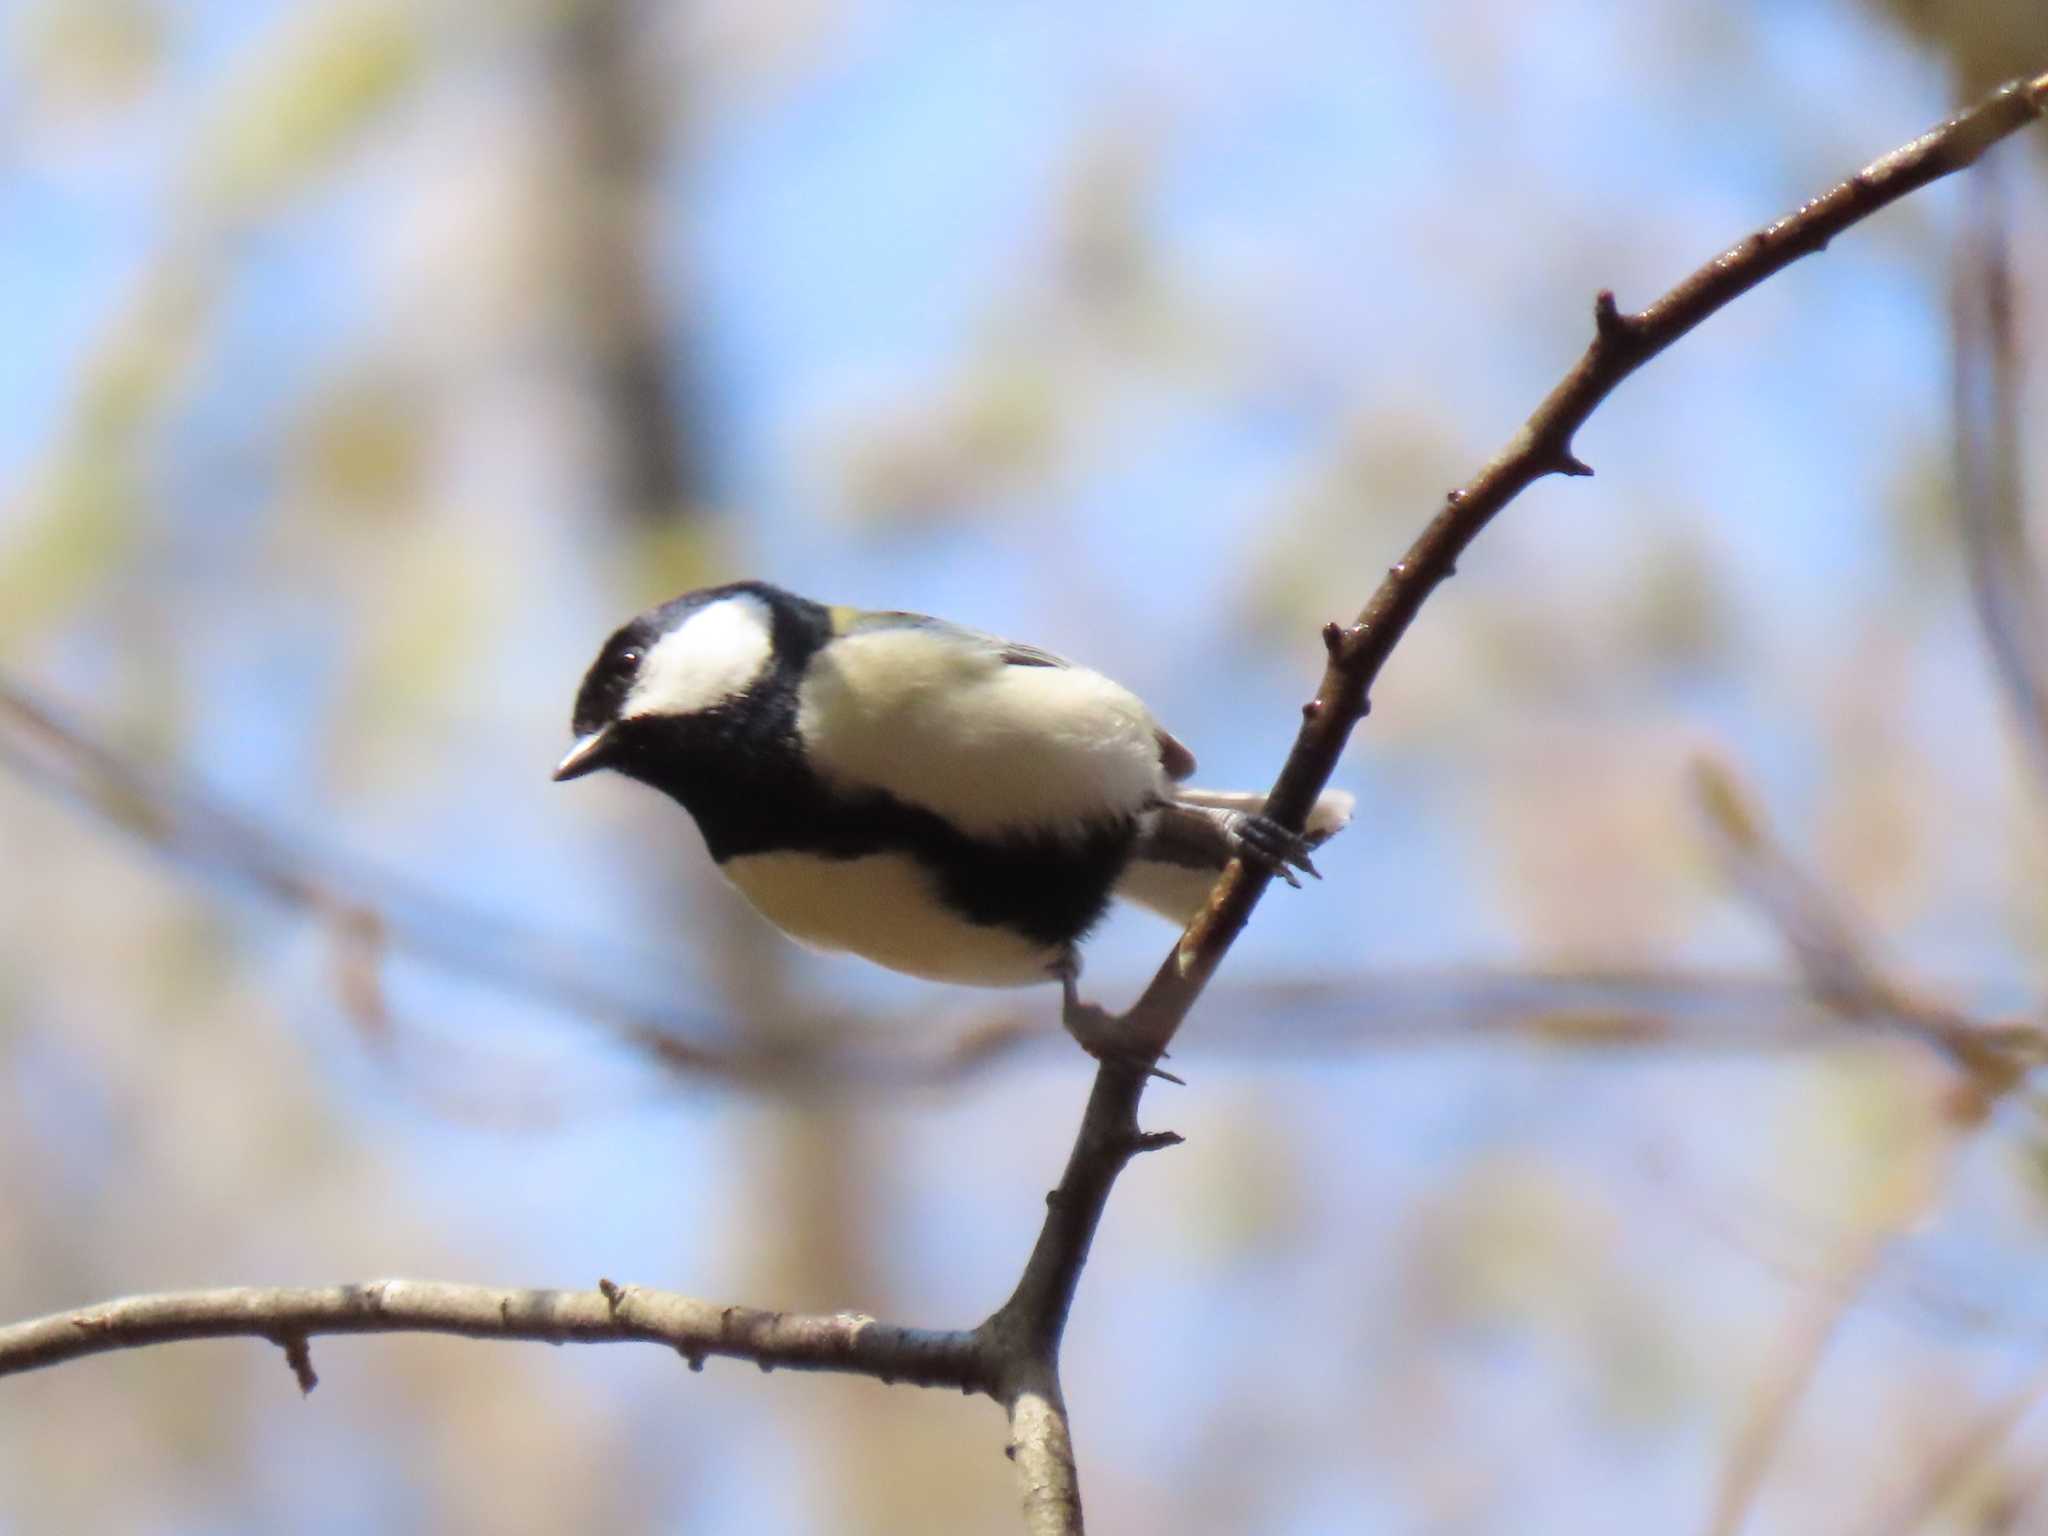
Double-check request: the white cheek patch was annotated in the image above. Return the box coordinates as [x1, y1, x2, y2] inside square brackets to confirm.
[623, 595, 774, 718]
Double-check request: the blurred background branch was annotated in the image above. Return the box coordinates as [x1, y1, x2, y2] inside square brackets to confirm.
[1954, 167, 2048, 806]
[12, 664, 2021, 1081]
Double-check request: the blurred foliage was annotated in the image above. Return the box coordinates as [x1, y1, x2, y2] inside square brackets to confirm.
[1870, 0, 2048, 97]
[1490, 726, 1714, 965]
[832, 352, 1066, 525]
[0, 269, 208, 646]
[192, 5, 419, 220]
[1775, 1047, 1953, 1228]
[820, 124, 1216, 529]
[1249, 408, 1471, 641]
[12, 0, 165, 123]
[290, 372, 430, 516]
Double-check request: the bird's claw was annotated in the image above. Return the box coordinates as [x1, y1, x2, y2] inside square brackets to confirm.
[1222, 811, 1322, 886]
[1056, 960, 1184, 1086]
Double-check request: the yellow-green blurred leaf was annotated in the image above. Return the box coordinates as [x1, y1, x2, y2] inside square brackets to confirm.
[0, 270, 209, 644]
[194, 6, 420, 219]
[626, 521, 726, 606]
[292, 375, 428, 515]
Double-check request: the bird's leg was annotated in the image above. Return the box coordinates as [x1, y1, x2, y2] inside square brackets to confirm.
[1054, 952, 1183, 1086]
[1200, 808, 1321, 887]
[1139, 801, 1325, 889]
[1056, 955, 1116, 1052]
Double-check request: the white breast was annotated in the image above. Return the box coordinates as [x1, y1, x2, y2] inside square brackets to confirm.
[795, 628, 1168, 838]
[721, 849, 1064, 988]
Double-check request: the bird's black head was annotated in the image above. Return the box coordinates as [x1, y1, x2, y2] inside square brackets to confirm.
[568, 620, 656, 742]
[553, 582, 833, 784]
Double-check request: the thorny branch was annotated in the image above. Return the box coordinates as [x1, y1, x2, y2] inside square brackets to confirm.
[0, 1281, 991, 1396]
[984, 69, 2048, 1532]
[2, 70, 2045, 1536]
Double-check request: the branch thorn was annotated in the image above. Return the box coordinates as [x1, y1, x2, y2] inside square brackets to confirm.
[1593, 288, 1630, 341]
[277, 1332, 318, 1395]
[1321, 620, 1345, 656]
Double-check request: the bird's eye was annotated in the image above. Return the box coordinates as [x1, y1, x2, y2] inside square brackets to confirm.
[618, 647, 642, 668]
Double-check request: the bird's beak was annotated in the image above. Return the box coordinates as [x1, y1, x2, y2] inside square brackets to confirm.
[553, 727, 617, 782]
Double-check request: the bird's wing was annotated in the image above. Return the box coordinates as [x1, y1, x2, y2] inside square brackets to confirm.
[846, 609, 1070, 669]
[844, 609, 1197, 779]
[803, 611, 1181, 834]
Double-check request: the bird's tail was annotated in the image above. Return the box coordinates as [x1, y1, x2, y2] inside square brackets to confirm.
[1114, 787, 1355, 925]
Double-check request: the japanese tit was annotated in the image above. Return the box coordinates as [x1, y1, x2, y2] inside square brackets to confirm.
[554, 582, 1352, 1004]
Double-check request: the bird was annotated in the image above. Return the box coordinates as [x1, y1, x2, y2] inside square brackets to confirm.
[553, 581, 1352, 1050]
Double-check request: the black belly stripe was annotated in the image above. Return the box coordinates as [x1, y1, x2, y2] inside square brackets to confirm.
[609, 702, 1137, 951]
[921, 818, 1134, 949]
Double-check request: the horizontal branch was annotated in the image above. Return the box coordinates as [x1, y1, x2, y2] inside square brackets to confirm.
[0, 677, 763, 1083]
[17, 673, 1986, 1099]
[0, 1280, 993, 1398]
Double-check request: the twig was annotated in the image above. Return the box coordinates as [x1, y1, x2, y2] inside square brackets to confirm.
[0, 1280, 991, 1395]
[1705, 1224, 1899, 1536]
[1854, 1347, 2048, 1536]
[1691, 754, 2046, 1101]
[1688, 749, 2040, 1533]
[980, 70, 2048, 1531]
